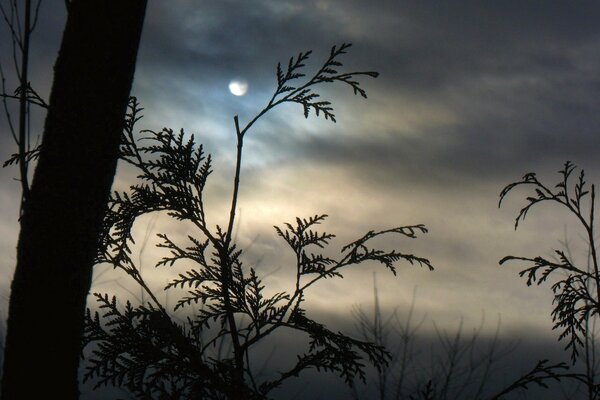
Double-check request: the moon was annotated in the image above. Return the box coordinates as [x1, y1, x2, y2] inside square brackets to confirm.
[228, 79, 248, 96]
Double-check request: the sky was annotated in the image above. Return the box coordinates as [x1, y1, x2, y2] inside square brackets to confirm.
[2, 1, 600, 398]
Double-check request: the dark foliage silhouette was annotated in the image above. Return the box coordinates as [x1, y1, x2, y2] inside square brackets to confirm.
[84, 44, 433, 399]
[500, 161, 600, 399]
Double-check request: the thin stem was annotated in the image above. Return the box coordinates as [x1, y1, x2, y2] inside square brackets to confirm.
[11, 0, 21, 44]
[225, 115, 243, 248]
[245, 347, 259, 394]
[393, 288, 420, 400]
[0, 63, 18, 143]
[104, 250, 168, 315]
[30, 0, 42, 32]
[585, 314, 593, 400]
[584, 227, 594, 400]
[221, 115, 244, 384]
[219, 247, 244, 389]
[589, 186, 600, 312]
[0, 2, 22, 50]
[17, 0, 32, 214]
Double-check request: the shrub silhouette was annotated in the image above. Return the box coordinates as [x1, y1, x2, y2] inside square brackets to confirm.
[500, 161, 599, 398]
[84, 44, 434, 399]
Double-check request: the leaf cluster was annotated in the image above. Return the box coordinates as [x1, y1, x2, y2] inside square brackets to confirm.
[2, 144, 39, 167]
[237, 43, 379, 139]
[499, 161, 600, 365]
[271, 43, 378, 122]
[84, 293, 257, 400]
[86, 44, 430, 399]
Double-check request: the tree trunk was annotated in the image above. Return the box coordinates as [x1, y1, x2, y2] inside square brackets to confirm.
[1, 1, 147, 398]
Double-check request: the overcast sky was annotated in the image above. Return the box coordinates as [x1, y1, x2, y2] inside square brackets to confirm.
[2, 1, 600, 398]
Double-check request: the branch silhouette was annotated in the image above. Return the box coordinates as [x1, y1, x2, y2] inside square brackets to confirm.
[85, 44, 432, 399]
[500, 161, 600, 398]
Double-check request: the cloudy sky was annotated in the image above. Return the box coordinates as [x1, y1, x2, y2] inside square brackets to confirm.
[2, 1, 600, 398]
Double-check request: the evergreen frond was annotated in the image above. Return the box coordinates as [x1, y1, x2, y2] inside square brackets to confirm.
[500, 161, 600, 367]
[86, 44, 432, 399]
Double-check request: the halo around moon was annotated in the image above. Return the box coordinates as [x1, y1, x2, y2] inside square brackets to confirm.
[228, 79, 248, 96]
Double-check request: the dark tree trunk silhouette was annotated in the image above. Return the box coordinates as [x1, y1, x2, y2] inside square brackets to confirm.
[1, 1, 147, 398]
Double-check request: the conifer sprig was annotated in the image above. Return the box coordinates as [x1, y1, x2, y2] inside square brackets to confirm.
[239, 42, 378, 137]
[271, 43, 378, 122]
[86, 44, 430, 399]
[500, 161, 600, 365]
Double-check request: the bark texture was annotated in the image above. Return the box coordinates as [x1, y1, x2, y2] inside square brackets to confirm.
[1, 1, 147, 398]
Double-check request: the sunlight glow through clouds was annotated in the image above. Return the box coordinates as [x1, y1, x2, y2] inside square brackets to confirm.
[228, 79, 248, 96]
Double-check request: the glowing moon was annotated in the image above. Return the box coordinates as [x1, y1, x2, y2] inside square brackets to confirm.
[228, 79, 248, 96]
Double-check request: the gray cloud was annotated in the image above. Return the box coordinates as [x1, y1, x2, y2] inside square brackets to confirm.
[130, 0, 600, 193]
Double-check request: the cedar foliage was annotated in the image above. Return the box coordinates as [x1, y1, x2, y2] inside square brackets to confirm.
[500, 161, 600, 397]
[84, 44, 434, 399]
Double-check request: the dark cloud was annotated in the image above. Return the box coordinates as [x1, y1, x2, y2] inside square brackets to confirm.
[129, 0, 600, 192]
